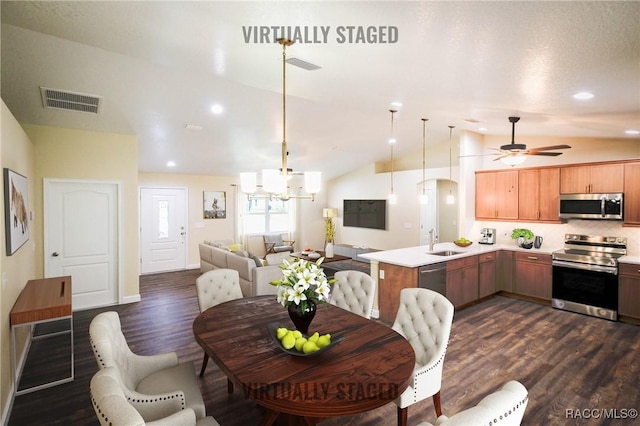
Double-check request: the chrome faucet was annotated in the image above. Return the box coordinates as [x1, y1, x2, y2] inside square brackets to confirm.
[428, 228, 438, 251]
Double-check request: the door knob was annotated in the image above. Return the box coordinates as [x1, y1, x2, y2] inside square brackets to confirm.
[52, 252, 59, 257]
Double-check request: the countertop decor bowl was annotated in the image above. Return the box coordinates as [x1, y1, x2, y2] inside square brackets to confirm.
[307, 252, 321, 260]
[454, 241, 472, 247]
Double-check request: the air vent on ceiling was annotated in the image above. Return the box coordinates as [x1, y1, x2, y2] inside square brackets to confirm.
[285, 57, 321, 71]
[40, 86, 102, 114]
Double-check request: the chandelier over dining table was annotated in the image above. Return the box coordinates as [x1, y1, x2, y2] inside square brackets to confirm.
[240, 38, 321, 201]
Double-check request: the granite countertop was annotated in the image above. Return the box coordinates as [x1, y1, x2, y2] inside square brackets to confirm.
[359, 242, 558, 268]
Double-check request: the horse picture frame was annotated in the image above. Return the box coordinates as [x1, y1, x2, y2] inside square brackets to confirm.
[4, 168, 29, 255]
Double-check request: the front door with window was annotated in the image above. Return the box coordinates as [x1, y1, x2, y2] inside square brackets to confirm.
[139, 187, 187, 274]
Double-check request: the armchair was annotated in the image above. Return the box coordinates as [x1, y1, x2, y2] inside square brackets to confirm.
[330, 270, 375, 319]
[90, 366, 219, 426]
[89, 311, 207, 421]
[263, 234, 295, 254]
[392, 288, 455, 426]
[417, 380, 528, 426]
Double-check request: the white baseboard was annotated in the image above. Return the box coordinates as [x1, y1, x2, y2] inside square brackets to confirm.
[121, 294, 141, 304]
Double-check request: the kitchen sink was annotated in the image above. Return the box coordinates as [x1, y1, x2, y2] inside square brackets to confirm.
[429, 250, 463, 256]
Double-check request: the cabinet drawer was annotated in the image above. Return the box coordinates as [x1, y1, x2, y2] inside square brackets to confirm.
[619, 263, 640, 277]
[447, 255, 479, 271]
[514, 251, 551, 264]
[478, 252, 496, 263]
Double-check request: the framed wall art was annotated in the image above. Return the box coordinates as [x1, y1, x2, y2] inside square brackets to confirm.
[203, 191, 226, 219]
[4, 168, 29, 255]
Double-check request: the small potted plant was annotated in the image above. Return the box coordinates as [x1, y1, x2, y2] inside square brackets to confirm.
[511, 228, 534, 248]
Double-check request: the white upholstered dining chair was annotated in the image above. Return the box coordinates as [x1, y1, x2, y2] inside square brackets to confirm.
[417, 380, 529, 426]
[392, 288, 455, 426]
[329, 270, 375, 319]
[195, 269, 243, 379]
[89, 311, 208, 422]
[90, 366, 220, 426]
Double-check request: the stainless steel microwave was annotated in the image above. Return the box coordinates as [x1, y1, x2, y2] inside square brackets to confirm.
[559, 193, 623, 220]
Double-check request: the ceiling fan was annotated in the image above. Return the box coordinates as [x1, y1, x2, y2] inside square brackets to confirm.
[491, 116, 571, 164]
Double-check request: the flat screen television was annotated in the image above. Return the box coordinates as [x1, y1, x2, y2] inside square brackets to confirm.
[343, 199, 386, 230]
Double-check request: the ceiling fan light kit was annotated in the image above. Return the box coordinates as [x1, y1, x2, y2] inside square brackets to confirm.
[240, 38, 320, 201]
[496, 116, 571, 166]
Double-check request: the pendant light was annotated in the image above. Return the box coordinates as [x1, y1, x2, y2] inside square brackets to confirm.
[388, 109, 397, 205]
[240, 38, 321, 201]
[446, 125, 455, 205]
[419, 118, 429, 205]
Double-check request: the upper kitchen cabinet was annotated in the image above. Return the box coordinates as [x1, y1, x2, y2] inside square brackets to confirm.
[476, 170, 518, 220]
[624, 162, 640, 226]
[518, 168, 560, 222]
[560, 163, 624, 194]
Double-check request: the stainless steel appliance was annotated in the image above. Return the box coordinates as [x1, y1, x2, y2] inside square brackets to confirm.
[552, 234, 627, 321]
[479, 228, 496, 245]
[419, 262, 447, 296]
[559, 193, 623, 220]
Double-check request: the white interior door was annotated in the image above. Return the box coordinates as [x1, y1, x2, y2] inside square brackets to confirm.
[45, 180, 119, 310]
[139, 187, 187, 274]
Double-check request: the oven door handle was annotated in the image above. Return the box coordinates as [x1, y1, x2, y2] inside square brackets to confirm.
[552, 260, 618, 275]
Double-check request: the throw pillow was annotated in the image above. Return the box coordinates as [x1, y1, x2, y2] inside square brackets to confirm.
[233, 249, 249, 258]
[249, 253, 264, 268]
[227, 243, 243, 252]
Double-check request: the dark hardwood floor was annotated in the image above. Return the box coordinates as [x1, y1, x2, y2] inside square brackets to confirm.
[8, 269, 640, 425]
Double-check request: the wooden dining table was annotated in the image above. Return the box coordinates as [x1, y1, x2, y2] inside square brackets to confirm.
[193, 296, 415, 425]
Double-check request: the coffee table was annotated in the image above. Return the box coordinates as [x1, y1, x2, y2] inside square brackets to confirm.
[193, 296, 415, 425]
[292, 250, 350, 263]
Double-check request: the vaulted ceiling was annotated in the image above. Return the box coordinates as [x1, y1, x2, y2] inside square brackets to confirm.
[1, 1, 639, 180]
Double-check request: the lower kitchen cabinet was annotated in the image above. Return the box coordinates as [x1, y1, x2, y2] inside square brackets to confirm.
[447, 255, 479, 307]
[378, 262, 417, 323]
[619, 263, 640, 320]
[478, 252, 497, 298]
[514, 252, 552, 300]
[496, 250, 514, 292]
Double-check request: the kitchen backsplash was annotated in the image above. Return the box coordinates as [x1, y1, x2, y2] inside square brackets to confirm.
[470, 220, 639, 257]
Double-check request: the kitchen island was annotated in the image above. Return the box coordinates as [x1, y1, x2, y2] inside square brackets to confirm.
[360, 242, 557, 323]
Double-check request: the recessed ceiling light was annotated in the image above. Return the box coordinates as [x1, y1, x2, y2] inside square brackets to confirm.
[478, 127, 488, 132]
[625, 129, 640, 135]
[167, 161, 176, 167]
[390, 101, 403, 108]
[573, 91, 594, 100]
[210, 104, 224, 114]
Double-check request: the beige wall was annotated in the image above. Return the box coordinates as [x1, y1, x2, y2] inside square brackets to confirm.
[1, 101, 37, 422]
[23, 125, 139, 300]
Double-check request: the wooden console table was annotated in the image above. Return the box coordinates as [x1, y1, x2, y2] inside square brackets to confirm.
[10, 276, 74, 395]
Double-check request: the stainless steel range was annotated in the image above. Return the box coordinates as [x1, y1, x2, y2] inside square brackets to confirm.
[552, 234, 627, 321]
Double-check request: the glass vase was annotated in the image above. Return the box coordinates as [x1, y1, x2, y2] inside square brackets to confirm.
[287, 300, 316, 335]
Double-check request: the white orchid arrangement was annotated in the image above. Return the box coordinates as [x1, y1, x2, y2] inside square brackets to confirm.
[270, 257, 336, 314]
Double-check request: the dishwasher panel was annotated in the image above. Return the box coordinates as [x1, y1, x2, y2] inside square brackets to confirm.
[418, 262, 447, 296]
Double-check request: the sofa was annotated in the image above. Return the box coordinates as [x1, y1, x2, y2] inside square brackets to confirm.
[198, 243, 286, 297]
